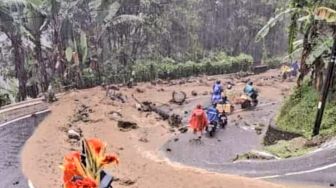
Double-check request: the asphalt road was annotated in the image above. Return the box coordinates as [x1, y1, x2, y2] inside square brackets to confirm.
[162, 96, 336, 187]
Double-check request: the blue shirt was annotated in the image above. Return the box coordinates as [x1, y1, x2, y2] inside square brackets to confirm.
[244, 85, 255, 97]
[207, 107, 219, 122]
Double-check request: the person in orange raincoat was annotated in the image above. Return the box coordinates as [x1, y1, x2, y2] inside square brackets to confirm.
[189, 104, 208, 138]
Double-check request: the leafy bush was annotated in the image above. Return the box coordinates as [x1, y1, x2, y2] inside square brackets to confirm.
[129, 52, 253, 82]
[264, 57, 283, 69]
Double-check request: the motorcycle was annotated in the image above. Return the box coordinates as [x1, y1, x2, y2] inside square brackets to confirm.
[206, 112, 228, 137]
[240, 93, 258, 109]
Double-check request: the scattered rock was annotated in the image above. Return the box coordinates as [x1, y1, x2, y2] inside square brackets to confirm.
[72, 104, 92, 123]
[191, 90, 198, 96]
[178, 127, 188, 133]
[119, 179, 136, 186]
[174, 138, 179, 142]
[171, 91, 187, 105]
[166, 148, 172, 152]
[255, 127, 263, 135]
[118, 120, 138, 131]
[157, 88, 165, 92]
[139, 137, 149, 143]
[241, 78, 251, 83]
[169, 128, 175, 133]
[178, 80, 186, 85]
[202, 91, 209, 95]
[136, 88, 145, 93]
[68, 129, 81, 141]
[107, 111, 123, 121]
[168, 114, 182, 127]
[244, 121, 250, 126]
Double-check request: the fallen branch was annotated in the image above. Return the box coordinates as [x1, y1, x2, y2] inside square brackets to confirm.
[132, 94, 182, 127]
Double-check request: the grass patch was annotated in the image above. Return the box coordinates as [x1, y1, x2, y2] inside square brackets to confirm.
[276, 81, 336, 138]
[264, 138, 315, 158]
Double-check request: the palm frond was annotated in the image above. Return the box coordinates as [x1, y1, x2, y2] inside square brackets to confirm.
[255, 8, 295, 42]
[306, 37, 333, 65]
[315, 6, 336, 23]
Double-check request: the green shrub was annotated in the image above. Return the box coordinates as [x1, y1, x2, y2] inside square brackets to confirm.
[276, 81, 336, 138]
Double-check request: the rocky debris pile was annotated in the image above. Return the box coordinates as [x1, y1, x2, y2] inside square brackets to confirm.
[132, 94, 182, 127]
[117, 120, 138, 132]
[72, 104, 93, 123]
[233, 150, 279, 161]
[105, 85, 127, 103]
[168, 114, 183, 127]
[170, 91, 187, 105]
[42, 85, 57, 103]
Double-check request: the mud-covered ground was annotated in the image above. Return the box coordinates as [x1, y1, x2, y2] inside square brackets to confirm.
[21, 69, 318, 188]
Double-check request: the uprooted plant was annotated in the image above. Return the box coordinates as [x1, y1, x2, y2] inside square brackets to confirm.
[61, 138, 118, 188]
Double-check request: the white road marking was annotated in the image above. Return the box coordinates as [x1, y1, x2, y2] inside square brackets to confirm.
[255, 162, 336, 179]
[0, 109, 50, 128]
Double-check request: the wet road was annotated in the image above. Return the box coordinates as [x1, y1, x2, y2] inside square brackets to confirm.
[162, 96, 336, 187]
[0, 112, 49, 188]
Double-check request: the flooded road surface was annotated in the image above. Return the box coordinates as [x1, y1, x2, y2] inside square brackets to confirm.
[162, 95, 278, 167]
[0, 112, 49, 188]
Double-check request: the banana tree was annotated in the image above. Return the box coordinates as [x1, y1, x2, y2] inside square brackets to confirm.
[0, 0, 28, 101]
[59, 0, 143, 84]
[23, 0, 51, 92]
[256, 0, 336, 88]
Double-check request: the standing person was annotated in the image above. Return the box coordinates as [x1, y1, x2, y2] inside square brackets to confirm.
[281, 63, 291, 80]
[291, 61, 299, 77]
[189, 104, 208, 139]
[212, 80, 223, 104]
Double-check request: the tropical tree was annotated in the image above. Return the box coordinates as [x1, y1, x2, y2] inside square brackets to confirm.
[0, 0, 29, 101]
[256, 0, 336, 89]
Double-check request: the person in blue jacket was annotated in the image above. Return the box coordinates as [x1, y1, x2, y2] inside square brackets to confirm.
[212, 80, 223, 104]
[244, 81, 257, 99]
[207, 103, 220, 124]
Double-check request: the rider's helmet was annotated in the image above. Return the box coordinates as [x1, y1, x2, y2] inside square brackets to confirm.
[248, 81, 253, 86]
[216, 80, 221, 84]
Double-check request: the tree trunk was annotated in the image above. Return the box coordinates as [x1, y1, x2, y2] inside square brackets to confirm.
[35, 36, 49, 92]
[297, 22, 317, 87]
[11, 35, 27, 101]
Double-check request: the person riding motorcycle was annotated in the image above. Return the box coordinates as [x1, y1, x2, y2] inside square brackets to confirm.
[244, 81, 257, 99]
[212, 80, 223, 104]
[243, 81, 258, 107]
[206, 103, 228, 137]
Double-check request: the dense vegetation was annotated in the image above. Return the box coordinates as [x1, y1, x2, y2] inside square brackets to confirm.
[277, 81, 336, 138]
[0, 0, 288, 102]
[257, 0, 336, 137]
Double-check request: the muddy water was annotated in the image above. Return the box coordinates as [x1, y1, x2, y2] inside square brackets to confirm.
[0, 112, 48, 188]
[162, 95, 279, 169]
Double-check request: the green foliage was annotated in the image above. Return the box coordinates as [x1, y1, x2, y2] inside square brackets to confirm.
[130, 52, 253, 82]
[263, 57, 283, 68]
[65, 47, 73, 62]
[264, 139, 314, 158]
[276, 81, 336, 138]
[255, 8, 294, 42]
